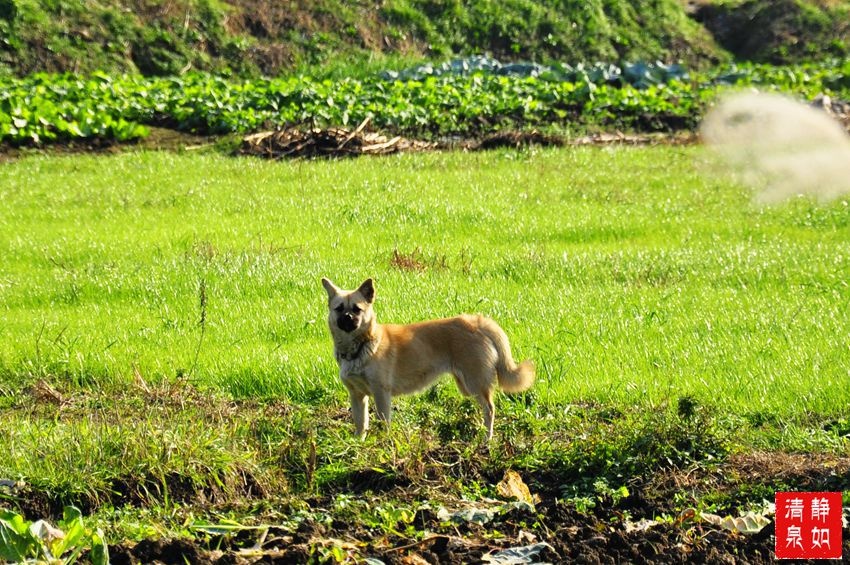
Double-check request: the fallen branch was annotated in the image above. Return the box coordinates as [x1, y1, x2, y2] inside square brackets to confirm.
[240, 124, 436, 159]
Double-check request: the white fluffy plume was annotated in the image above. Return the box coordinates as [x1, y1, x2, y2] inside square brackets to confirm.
[700, 92, 850, 204]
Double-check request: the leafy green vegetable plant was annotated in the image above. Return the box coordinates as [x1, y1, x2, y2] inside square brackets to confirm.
[1, 58, 848, 146]
[0, 506, 108, 564]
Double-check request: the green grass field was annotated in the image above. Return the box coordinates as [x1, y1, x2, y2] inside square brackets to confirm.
[1, 146, 848, 556]
[2, 147, 848, 416]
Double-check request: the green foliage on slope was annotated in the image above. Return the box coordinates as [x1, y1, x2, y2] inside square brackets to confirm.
[0, 0, 726, 77]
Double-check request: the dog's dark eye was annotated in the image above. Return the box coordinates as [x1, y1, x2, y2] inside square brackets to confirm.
[334, 305, 344, 313]
[351, 305, 361, 314]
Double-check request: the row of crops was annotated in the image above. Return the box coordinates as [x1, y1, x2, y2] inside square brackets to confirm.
[1, 59, 849, 146]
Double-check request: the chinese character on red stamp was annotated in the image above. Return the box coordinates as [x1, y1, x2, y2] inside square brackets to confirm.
[775, 492, 843, 560]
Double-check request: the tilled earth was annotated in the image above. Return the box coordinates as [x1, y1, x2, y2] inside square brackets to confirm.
[107, 501, 848, 564]
[108, 452, 850, 564]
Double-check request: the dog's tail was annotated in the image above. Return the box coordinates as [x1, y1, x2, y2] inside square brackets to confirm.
[479, 317, 535, 393]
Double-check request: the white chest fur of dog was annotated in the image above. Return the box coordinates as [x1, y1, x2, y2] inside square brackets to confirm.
[322, 277, 534, 439]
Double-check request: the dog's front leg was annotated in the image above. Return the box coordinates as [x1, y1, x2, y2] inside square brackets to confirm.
[349, 390, 369, 439]
[371, 385, 392, 427]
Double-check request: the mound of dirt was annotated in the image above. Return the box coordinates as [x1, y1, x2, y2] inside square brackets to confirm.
[693, 0, 850, 63]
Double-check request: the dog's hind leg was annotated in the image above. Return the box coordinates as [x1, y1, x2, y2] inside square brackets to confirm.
[451, 372, 471, 396]
[476, 388, 495, 440]
[349, 391, 369, 439]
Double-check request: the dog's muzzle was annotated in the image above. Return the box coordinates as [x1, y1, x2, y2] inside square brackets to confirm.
[337, 313, 357, 333]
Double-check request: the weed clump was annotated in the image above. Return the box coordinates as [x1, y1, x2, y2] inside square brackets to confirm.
[517, 397, 732, 504]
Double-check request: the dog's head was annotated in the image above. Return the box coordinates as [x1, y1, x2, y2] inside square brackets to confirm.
[321, 278, 376, 335]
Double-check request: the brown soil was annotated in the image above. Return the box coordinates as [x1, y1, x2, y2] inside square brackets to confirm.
[0, 127, 699, 164]
[104, 452, 850, 564]
[0, 127, 226, 163]
[237, 127, 698, 160]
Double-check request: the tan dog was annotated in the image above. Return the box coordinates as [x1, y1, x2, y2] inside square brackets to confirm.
[321, 277, 534, 439]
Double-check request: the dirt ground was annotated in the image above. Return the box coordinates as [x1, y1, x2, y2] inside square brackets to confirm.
[108, 452, 850, 564]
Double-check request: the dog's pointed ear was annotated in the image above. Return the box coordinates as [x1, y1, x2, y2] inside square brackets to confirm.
[321, 277, 341, 299]
[357, 278, 375, 303]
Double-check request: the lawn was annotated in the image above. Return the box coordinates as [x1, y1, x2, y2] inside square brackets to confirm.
[2, 147, 848, 417]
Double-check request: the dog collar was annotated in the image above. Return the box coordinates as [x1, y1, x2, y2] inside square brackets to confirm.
[339, 332, 381, 362]
[340, 339, 368, 361]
